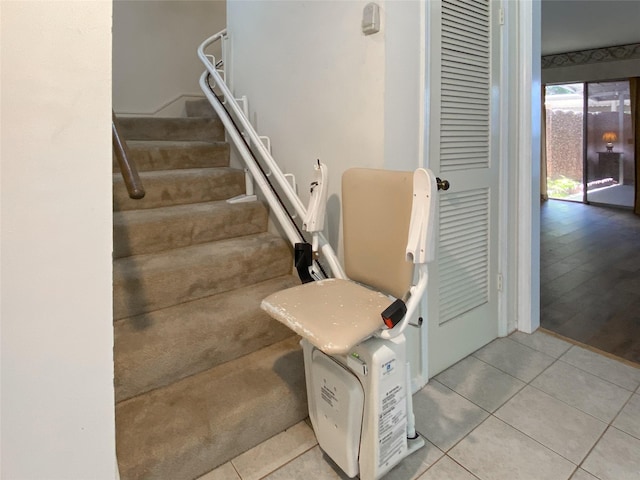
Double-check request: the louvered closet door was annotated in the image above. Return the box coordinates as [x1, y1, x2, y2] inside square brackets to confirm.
[427, 0, 499, 376]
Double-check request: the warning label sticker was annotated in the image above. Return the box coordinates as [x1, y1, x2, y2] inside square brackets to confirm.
[378, 384, 407, 468]
[321, 384, 338, 408]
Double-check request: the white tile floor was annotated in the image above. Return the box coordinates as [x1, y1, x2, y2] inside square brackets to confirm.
[199, 331, 640, 480]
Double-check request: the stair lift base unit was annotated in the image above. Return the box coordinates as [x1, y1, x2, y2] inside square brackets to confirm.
[303, 335, 424, 479]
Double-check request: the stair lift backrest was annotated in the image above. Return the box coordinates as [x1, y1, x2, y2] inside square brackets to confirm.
[342, 168, 415, 300]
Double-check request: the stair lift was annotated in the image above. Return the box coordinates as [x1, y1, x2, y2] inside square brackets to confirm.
[261, 165, 437, 480]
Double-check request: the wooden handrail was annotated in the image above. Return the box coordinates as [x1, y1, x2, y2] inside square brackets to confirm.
[112, 111, 145, 199]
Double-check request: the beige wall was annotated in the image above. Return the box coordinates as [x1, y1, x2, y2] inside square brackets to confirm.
[1, 2, 115, 478]
[113, 0, 226, 116]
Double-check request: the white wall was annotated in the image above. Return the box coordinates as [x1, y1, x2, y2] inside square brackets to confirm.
[113, 0, 226, 116]
[1, 2, 115, 479]
[384, 0, 423, 172]
[227, 0, 421, 251]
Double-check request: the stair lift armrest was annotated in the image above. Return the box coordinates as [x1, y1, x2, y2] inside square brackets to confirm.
[379, 168, 436, 339]
[378, 264, 428, 340]
[303, 161, 328, 233]
[303, 161, 347, 280]
[405, 168, 437, 264]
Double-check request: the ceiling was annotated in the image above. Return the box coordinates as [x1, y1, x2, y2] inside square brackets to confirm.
[541, 0, 640, 56]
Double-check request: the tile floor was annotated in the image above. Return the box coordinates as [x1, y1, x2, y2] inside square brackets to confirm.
[198, 330, 640, 480]
[540, 199, 640, 364]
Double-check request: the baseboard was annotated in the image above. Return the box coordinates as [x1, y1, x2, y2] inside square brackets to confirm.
[538, 327, 640, 369]
[114, 93, 206, 118]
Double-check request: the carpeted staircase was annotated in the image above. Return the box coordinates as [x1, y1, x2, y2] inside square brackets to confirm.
[113, 100, 307, 480]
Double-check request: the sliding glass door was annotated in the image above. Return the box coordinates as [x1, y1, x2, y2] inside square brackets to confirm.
[545, 83, 584, 201]
[585, 81, 633, 207]
[545, 80, 635, 208]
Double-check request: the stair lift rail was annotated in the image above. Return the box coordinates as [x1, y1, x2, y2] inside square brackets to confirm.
[198, 30, 345, 280]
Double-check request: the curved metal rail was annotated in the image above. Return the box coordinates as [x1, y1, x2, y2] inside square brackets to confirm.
[198, 30, 345, 279]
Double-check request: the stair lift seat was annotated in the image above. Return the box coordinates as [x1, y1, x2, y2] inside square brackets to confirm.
[261, 167, 436, 480]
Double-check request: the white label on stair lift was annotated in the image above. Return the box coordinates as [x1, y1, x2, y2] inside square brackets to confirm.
[378, 383, 407, 468]
[321, 383, 338, 408]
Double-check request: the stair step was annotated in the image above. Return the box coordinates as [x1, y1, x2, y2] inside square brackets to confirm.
[113, 167, 244, 212]
[115, 336, 307, 480]
[113, 200, 268, 258]
[185, 98, 218, 118]
[114, 274, 300, 402]
[113, 232, 293, 319]
[113, 141, 230, 172]
[117, 117, 225, 142]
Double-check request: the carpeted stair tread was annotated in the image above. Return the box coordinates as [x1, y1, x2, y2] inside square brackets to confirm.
[112, 141, 230, 172]
[185, 98, 218, 118]
[113, 167, 244, 212]
[117, 116, 224, 142]
[113, 232, 293, 320]
[115, 335, 307, 480]
[113, 113, 306, 480]
[114, 274, 301, 402]
[113, 200, 268, 258]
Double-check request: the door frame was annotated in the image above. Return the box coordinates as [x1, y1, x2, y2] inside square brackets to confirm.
[512, 0, 541, 335]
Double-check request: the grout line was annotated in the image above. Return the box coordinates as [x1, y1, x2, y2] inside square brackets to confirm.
[425, 455, 482, 479]
[574, 425, 611, 475]
[442, 411, 494, 456]
[567, 465, 580, 479]
[435, 363, 526, 415]
[470, 337, 557, 386]
[428, 378, 495, 416]
[524, 382, 611, 427]
[555, 357, 638, 394]
[230, 462, 242, 480]
[499, 338, 638, 470]
[488, 355, 607, 466]
[256, 442, 318, 480]
[463, 340, 615, 469]
[507, 330, 573, 359]
[610, 422, 640, 443]
[607, 393, 637, 436]
[469, 353, 535, 385]
[488, 414, 584, 467]
[526, 351, 635, 425]
[527, 350, 562, 386]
